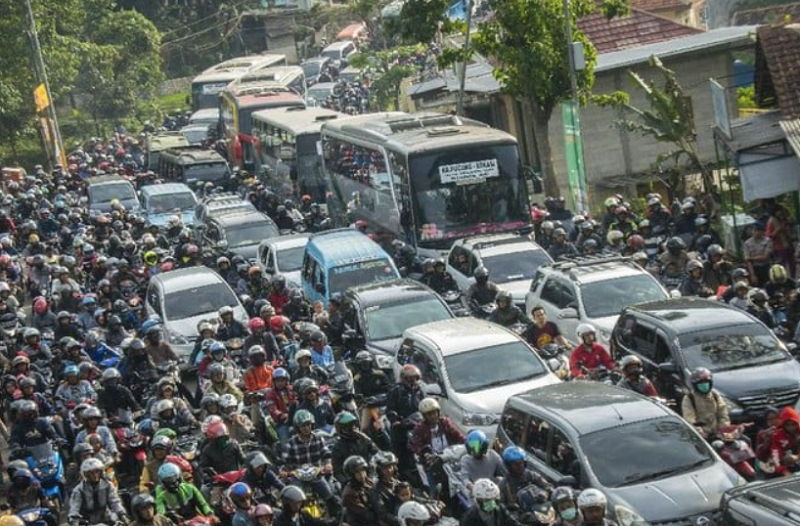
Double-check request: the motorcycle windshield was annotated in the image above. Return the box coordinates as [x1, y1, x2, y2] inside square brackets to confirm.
[29, 443, 56, 464]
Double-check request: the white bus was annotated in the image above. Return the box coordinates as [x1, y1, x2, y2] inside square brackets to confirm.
[191, 54, 287, 111]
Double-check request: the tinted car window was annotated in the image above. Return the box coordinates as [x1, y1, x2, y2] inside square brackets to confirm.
[364, 297, 452, 341]
[501, 407, 527, 445]
[481, 250, 551, 283]
[525, 416, 550, 461]
[581, 275, 666, 318]
[540, 278, 563, 307]
[679, 324, 788, 372]
[164, 282, 238, 320]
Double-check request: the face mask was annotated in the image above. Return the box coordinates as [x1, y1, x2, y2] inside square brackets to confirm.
[481, 500, 498, 513]
[560, 507, 577, 521]
[696, 382, 712, 394]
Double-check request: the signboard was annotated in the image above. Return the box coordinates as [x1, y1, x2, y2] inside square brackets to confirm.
[439, 159, 499, 185]
[710, 79, 731, 140]
[202, 82, 229, 95]
[33, 84, 49, 112]
[561, 101, 587, 212]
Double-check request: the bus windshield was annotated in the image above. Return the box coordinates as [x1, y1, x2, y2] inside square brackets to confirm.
[408, 144, 529, 247]
[192, 82, 228, 111]
[184, 163, 229, 183]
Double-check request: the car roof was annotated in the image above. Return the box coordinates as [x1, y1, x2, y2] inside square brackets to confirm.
[212, 210, 275, 227]
[457, 234, 545, 258]
[626, 297, 758, 333]
[262, 232, 311, 249]
[540, 256, 647, 284]
[140, 183, 194, 197]
[151, 267, 228, 293]
[508, 382, 672, 435]
[87, 175, 130, 186]
[404, 318, 518, 356]
[303, 57, 329, 64]
[190, 109, 219, 121]
[307, 229, 391, 265]
[346, 278, 441, 308]
[323, 40, 354, 51]
[724, 474, 800, 513]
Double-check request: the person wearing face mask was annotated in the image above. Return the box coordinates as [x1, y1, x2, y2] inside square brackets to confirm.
[460, 478, 522, 526]
[551, 486, 581, 526]
[575, 488, 618, 526]
[615, 356, 658, 398]
[681, 367, 729, 438]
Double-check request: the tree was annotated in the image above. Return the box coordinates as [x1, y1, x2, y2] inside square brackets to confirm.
[609, 56, 712, 197]
[395, 0, 453, 44]
[473, 0, 628, 197]
[348, 44, 425, 110]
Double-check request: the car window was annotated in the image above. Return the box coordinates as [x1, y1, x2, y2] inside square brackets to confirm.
[616, 314, 635, 348]
[653, 334, 672, 364]
[524, 417, 550, 462]
[449, 247, 471, 276]
[530, 270, 545, 293]
[500, 407, 527, 446]
[632, 322, 656, 362]
[260, 245, 271, 268]
[164, 282, 237, 320]
[416, 346, 444, 389]
[550, 427, 581, 481]
[541, 278, 573, 309]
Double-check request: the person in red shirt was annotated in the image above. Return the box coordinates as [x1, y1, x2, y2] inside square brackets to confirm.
[569, 323, 615, 378]
[264, 368, 296, 447]
[243, 345, 273, 393]
[770, 406, 800, 476]
[267, 275, 290, 314]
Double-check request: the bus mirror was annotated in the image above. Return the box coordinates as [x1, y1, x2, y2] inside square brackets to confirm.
[524, 166, 543, 194]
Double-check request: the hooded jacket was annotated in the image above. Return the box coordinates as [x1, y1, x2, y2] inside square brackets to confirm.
[770, 406, 800, 475]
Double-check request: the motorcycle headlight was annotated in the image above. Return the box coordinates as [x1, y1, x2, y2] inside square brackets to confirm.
[375, 354, 394, 369]
[20, 510, 41, 523]
[615, 505, 650, 526]
[462, 412, 499, 427]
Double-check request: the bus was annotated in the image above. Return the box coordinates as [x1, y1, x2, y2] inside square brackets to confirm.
[191, 54, 288, 111]
[146, 131, 190, 170]
[251, 106, 342, 201]
[158, 148, 232, 189]
[219, 84, 305, 171]
[227, 66, 308, 101]
[320, 112, 533, 257]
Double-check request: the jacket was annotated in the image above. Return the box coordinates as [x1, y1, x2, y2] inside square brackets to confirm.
[243, 365, 273, 393]
[369, 478, 400, 526]
[460, 503, 523, 526]
[155, 483, 213, 519]
[200, 439, 245, 474]
[410, 417, 465, 456]
[680, 390, 729, 436]
[265, 387, 295, 422]
[771, 406, 800, 475]
[331, 432, 380, 484]
[342, 480, 378, 526]
[68, 479, 125, 524]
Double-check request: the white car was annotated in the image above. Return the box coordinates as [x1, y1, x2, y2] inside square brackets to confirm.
[397, 318, 561, 436]
[446, 234, 552, 309]
[525, 255, 668, 346]
[257, 233, 311, 289]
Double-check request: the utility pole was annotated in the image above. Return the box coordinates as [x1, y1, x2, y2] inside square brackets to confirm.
[24, 0, 64, 170]
[456, 0, 473, 117]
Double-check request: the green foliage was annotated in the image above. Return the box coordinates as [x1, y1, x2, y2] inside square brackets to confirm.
[737, 85, 757, 109]
[349, 44, 425, 110]
[396, 0, 454, 44]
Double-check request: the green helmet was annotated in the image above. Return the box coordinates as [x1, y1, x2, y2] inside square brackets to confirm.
[293, 409, 315, 427]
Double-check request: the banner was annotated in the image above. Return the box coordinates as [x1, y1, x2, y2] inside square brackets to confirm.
[561, 100, 587, 212]
[33, 83, 49, 112]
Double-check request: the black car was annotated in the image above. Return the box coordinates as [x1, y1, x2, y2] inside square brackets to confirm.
[611, 298, 800, 422]
[341, 279, 454, 370]
[721, 475, 800, 525]
[198, 209, 279, 263]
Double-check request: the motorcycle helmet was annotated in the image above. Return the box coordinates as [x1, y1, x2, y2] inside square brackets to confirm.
[353, 350, 374, 371]
[207, 362, 225, 379]
[201, 393, 220, 410]
[334, 411, 358, 436]
[577, 488, 607, 510]
[606, 230, 623, 245]
[466, 430, 489, 458]
[293, 409, 315, 427]
[157, 462, 182, 489]
[397, 501, 430, 526]
[418, 398, 440, 414]
[627, 234, 645, 250]
[64, 365, 80, 378]
[666, 236, 686, 253]
[707, 244, 724, 258]
[150, 434, 173, 452]
[501, 446, 527, 466]
[81, 458, 105, 475]
[73, 442, 93, 459]
[131, 493, 156, 514]
[575, 323, 596, 341]
[205, 420, 229, 440]
[474, 266, 489, 280]
[218, 306, 234, 317]
[252, 504, 273, 521]
[551, 486, 575, 506]
[731, 268, 749, 282]
[154, 399, 175, 419]
[690, 367, 713, 394]
[372, 450, 398, 470]
[472, 478, 500, 500]
[343, 455, 369, 479]
[400, 364, 421, 381]
[219, 393, 238, 412]
[751, 289, 769, 305]
[280, 485, 306, 504]
[229, 482, 253, 507]
[620, 355, 643, 374]
[248, 345, 266, 359]
[496, 290, 512, 307]
[101, 368, 122, 383]
[82, 406, 102, 420]
[249, 317, 266, 331]
[686, 259, 703, 273]
[295, 348, 313, 363]
[246, 451, 272, 470]
[770, 264, 788, 283]
[273, 368, 289, 381]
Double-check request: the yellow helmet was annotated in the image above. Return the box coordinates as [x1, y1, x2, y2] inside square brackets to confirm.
[29, 233, 40, 243]
[144, 250, 159, 266]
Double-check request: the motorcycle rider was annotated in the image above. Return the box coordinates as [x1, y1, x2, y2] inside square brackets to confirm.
[386, 365, 426, 478]
[241, 451, 285, 501]
[770, 406, 800, 475]
[122, 337, 159, 396]
[342, 455, 378, 526]
[498, 446, 552, 507]
[702, 244, 732, 292]
[748, 289, 776, 329]
[548, 228, 579, 261]
[265, 368, 295, 446]
[230, 482, 256, 526]
[75, 406, 119, 459]
[9, 400, 58, 450]
[216, 306, 248, 341]
[461, 430, 505, 490]
[576, 488, 618, 526]
[139, 434, 174, 493]
[129, 493, 175, 526]
[273, 485, 340, 526]
[465, 267, 499, 316]
[154, 462, 214, 522]
[283, 289, 312, 323]
[294, 349, 329, 385]
[331, 411, 380, 485]
[615, 356, 659, 398]
[352, 351, 390, 398]
[152, 399, 197, 435]
[243, 345, 274, 394]
[460, 478, 522, 526]
[369, 451, 401, 526]
[655, 237, 690, 288]
[144, 324, 181, 366]
[55, 364, 98, 412]
[489, 291, 529, 328]
[206, 362, 244, 401]
[309, 330, 334, 367]
[524, 306, 570, 349]
[67, 458, 128, 526]
[679, 259, 714, 298]
[96, 367, 140, 417]
[681, 367, 730, 438]
[200, 420, 245, 474]
[423, 259, 457, 295]
[569, 324, 615, 379]
[552, 486, 581, 526]
[243, 317, 281, 363]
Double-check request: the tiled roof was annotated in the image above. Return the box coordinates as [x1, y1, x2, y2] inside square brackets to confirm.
[632, 0, 691, 13]
[733, 2, 800, 25]
[756, 24, 800, 119]
[578, 7, 703, 54]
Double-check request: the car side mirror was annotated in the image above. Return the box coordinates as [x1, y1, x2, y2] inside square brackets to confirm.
[424, 383, 444, 397]
[788, 342, 798, 355]
[343, 328, 358, 341]
[547, 358, 561, 373]
[658, 362, 678, 375]
[217, 240, 228, 251]
[558, 307, 578, 319]
[557, 475, 577, 488]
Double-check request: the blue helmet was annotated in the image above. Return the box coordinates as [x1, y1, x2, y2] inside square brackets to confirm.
[273, 368, 289, 380]
[140, 319, 160, 334]
[209, 341, 226, 354]
[82, 296, 97, 307]
[158, 462, 181, 483]
[64, 365, 79, 377]
[466, 430, 489, 458]
[502, 446, 526, 465]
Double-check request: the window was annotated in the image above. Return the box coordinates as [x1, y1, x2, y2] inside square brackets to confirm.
[524, 417, 550, 462]
[540, 278, 564, 308]
[416, 347, 443, 388]
[550, 428, 581, 480]
[530, 270, 545, 293]
[260, 245, 271, 268]
[632, 322, 656, 361]
[616, 314, 636, 348]
[449, 247, 472, 276]
[653, 334, 672, 364]
[500, 407, 527, 446]
[302, 254, 316, 281]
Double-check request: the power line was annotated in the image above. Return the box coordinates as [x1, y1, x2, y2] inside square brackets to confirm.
[160, 14, 237, 48]
[160, 0, 252, 37]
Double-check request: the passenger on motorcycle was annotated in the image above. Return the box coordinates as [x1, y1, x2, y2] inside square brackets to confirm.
[461, 430, 505, 490]
[230, 482, 256, 526]
[525, 306, 570, 349]
[200, 420, 245, 475]
[615, 356, 659, 398]
[576, 488, 618, 526]
[140, 434, 174, 493]
[295, 380, 335, 433]
[67, 458, 128, 526]
[681, 367, 730, 438]
[216, 306, 248, 341]
[489, 291, 528, 328]
[243, 345, 274, 393]
[283, 289, 312, 323]
[342, 456, 378, 526]
[770, 406, 800, 475]
[569, 324, 615, 379]
[243, 318, 281, 364]
[206, 362, 243, 402]
[387, 365, 426, 475]
[144, 324, 181, 366]
[55, 312, 84, 342]
[368, 451, 402, 526]
[465, 267, 499, 315]
[149, 378, 195, 422]
[122, 338, 159, 395]
[21, 327, 53, 363]
[96, 367, 140, 417]
[308, 331, 334, 368]
[130, 493, 174, 526]
[498, 446, 552, 507]
[242, 451, 284, 501]
[200, 394, 222, 421]
[220, 394, 253, 442]
[75, 406, 118, 459]
[11, 356, 47, 393]
[155, 462, 214, 522]
[331, 412, 379, 485]
[55, 364, 97, 411]
[294, 349, 329, 385]
[252, 504, 274, 526]
[352, 351, 390, 399]
[460, 478, 522, 526]
[9, 400, 57, 450]
[265, 368, 295, 446]
[6, 468, 53, 516]
[273, 485, 340, 526]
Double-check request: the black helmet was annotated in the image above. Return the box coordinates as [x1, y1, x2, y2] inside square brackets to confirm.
[751, 290, 768, 304]
[343, 455, 368, 479]
[474, 266, 489, 279]
[690, 367, 713, 389]
[496, 290, 512, 305]
[666, 237, 686, 251]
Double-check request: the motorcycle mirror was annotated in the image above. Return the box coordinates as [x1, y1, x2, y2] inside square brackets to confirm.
[556, 475, 577, 488]
[658, 361, 678, 375]
[558, 307, 578, 320]
[547, 358, 561, 373]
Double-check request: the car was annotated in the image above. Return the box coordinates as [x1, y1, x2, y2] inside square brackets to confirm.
[181, 123, 213, 146]
[495, 382, 742, 525]
[86, 175, 140, 217]
[446, 234, 552, 309]
[145, 267, 248, 360]
[396, 318, 560, 436]
[257, 233, 311, 288]
[341, 279, 455, 371]
[306, 82, 337, 107]
[525, 255, 668, 345]
[198, 209, 280, 263]
[139, 183, 198, 227]
[320, 40, 357, 69]
[338, 66, 366, 84]
[720, 475, 800, 525]
[301, 57, 331, 86]
[188, 108, 220, 127]
[612, 297, 800, 423]
[195, 192, 256, 224]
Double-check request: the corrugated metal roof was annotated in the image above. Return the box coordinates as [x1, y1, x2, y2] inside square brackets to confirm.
[721, 110, 786, 151]
[407, 62, 500, 97]
[595, 25, 756, 72]
[780, 118, 800, 158]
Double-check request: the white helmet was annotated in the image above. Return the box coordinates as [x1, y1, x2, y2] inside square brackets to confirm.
[81, 458, 105, 474]
[296, 348, 312, 361]
[154, 399, 175, 416]
[418, 397, 440, 414]
[577, 488, 607, 509]
[576, 323, 596, 340]
[397, 502, 430, 526]
[472, 478, 500, 500]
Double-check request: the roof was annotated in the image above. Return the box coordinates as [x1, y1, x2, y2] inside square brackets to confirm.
[407, 61, 501, 97]
[323, 40, 354, 51]
[509, 382, 670, 435]
[631, 0, 691, 12]
[406, 318, 517, 355]
[307, 229, 392, 264]
[579, 7, 702, 55]
[459, 234, 543, 255]
[230, 66, 304, 89]
[86, 175, 129, 186]
[152, 266, 228, 293]
[733, 2, 800, 25]
[260, 232, 311, 249]
[213, 209, 275, 227]
[596, 25, 756, 72]
[162, 148, 226, 163]
[140, 183, 194, 196]
[723, 474, 800, 513]
[542, 256, 645, 283]
[627, 297, 755, 332]
[780, 118, 800, 158]
[252, 106, 342, 135]
[718, 110, 787, 151]
[346, 278, 440, 308]
[230, 91, 305, 110]
[190, 109, 219, 122]
[756, 24, 800, 119]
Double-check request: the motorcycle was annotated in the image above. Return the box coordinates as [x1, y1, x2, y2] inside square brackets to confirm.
[20, 443, 65, 510]
[437, 445, 472, 514]
[537, 344, 571, 381]
[470, 301, 497, 320]
[712, 425, 756, 480]
[16, 506, 58, 526]
[515, 485, 557, 525]
[327, 361, 356, 415]
[109, 414, 147, 481]
[441, 290, 469, 317]
[285, 464, 327, 518]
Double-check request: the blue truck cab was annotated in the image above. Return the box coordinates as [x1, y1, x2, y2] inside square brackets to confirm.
[301, 229, 400, 306]
[140, 183, 199, 227]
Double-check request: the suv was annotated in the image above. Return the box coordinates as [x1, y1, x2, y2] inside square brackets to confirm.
[612, 298, 800, 423]
[87, 175, 140, 217]
[198, 209, 279, 263]
[195, 193, 256, 223]
[446, 234, 552, 309]
[721, 476, 800, 525]
[495, 382, 741, 525]
[525, 255, 668, 345]
[320, 40, 357, 69]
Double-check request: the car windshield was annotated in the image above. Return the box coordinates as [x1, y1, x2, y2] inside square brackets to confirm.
[365, 297, 453, 341]
[680, 324, 788, 372]
[89, 183, 135, 203]
[165, 282, 238, 320]
[482, 250, 552, 283]
[302, 61, 323, 77]
[444, 341, 547, 393]
[226, 222, 277, 248]
[581, 274, 667, 318]
[580, 416, 714, 487]
[149, 193, 196, 214]
[329, 258, 398, 294]
[307, 87, 333, 104]
[184, 163, 228, 183]
[321, 49, 342, 60]
[276, 246, 305, 272]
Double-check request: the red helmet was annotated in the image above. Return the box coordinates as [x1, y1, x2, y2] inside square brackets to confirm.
[165, 454, 192, 475]
[270, 316, 288, 332]
[248, 317, 266, 330]
[205, 420, 229, 440]
[627, 234, 645, 250]
[301, 194, 311, 201]
[0, 254, 10, 266]
[33, 297, 48, 315]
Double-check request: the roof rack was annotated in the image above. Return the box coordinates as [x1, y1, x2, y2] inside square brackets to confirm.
[550, 255, 632, 270]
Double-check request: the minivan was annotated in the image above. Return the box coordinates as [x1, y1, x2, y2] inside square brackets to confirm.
[320, 41, 357, 69]
[301, 229, 400, 306]
[140, 182, 198, 227]
[87, 175, 139, 217]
